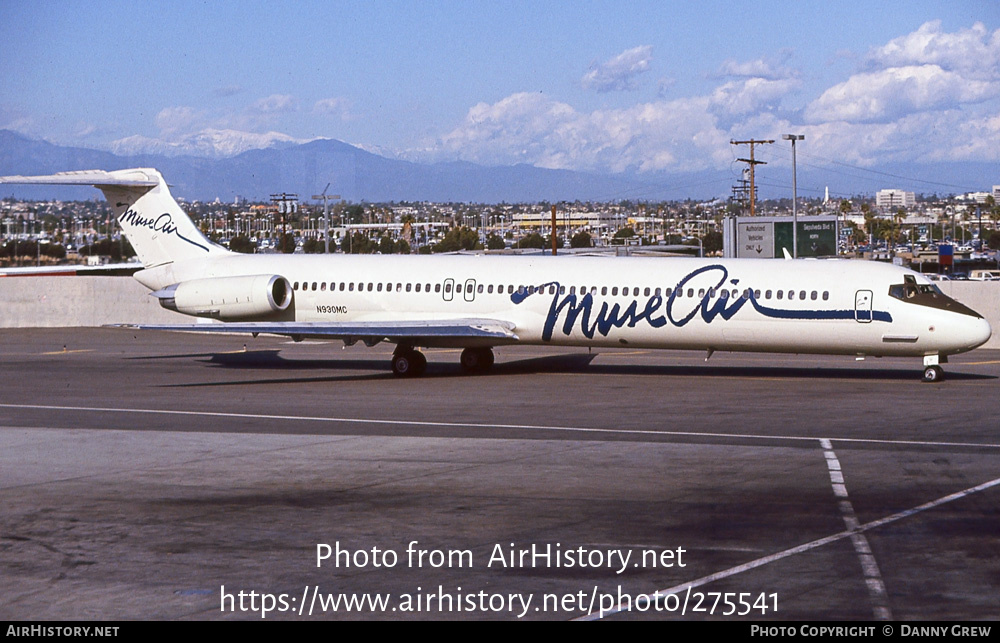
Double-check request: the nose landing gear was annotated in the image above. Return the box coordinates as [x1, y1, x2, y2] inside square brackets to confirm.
[922, 354, 945, 383]
[922, 365, 945, 383]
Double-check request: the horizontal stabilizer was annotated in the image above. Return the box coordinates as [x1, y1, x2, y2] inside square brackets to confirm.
[0, 169, 160, 188]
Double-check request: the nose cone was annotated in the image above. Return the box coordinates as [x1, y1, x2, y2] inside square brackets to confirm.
[970, 317, 993, 350]
[951, 315, 993, 353]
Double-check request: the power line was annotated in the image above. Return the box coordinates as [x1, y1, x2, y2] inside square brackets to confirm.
[794, 151, 980, 193]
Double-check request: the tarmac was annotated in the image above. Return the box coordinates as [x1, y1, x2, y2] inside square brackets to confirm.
[1, 327, 998, 621]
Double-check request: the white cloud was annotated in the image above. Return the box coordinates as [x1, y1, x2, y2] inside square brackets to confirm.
[251, 94, 297, 114]
[807, 22, 1000, 124]
[408, 24, 1000, 176]
[124, 94, 306, 156]
[433, 91, 734, 173]
[314, 97, 354, 120]
[943, 112, 1000, 162]
[716, 51, 798, 81]
[581, 45, 653, 93]
[709, 77, 800, 116]
[797, 107, 1000, 167]
[423, 48, 806, 174]
[805, 64, 998, 123]
[155, 106, 204, 138]
[868, 21, 1000, 80]
[429, 61, 1000, 175]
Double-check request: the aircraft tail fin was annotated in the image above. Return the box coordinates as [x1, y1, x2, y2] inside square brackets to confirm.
[0, 168, 229, 268]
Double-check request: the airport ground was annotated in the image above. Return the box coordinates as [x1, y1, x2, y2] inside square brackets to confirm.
[1, 328, 998, 621]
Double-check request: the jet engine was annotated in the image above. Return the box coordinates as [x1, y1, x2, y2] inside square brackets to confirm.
[153, 274, 293, 320]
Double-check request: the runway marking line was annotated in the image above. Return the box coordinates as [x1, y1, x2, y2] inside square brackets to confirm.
[819, 438, 891, 621]
[40, 349, 94, 355]
[578, 474, 1000, 620]
[2, 403, 1000, 451]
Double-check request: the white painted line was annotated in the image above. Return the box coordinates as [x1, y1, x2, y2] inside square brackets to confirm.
[2, 403, 1000, 451]
[819, 440, 891, 620]
[577, 475, 1000, 620]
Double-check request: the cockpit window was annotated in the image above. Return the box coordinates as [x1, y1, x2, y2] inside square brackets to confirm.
[889, 275, 943, 301]
[888, 274, 980, 318]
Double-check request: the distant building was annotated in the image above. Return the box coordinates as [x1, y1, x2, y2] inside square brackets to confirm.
[876, 189, 915, 210]
[962, 192, 992, 204]
[993, 185, 1000, 200]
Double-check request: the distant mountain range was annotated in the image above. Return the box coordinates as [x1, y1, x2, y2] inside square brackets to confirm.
[0, 130, 661, 203]
[0, 129, 995, 203]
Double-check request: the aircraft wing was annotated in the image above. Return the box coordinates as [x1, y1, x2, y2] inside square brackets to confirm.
[113, 318, 520, 347]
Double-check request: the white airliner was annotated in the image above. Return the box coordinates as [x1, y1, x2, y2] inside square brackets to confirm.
[0, 168, 991, 382]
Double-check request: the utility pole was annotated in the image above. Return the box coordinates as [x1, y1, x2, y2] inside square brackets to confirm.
[312, 184, 341, 254]
[270, 193, 298, 253]
[731, 139, 774, 217]
[551, 204, 558, 255]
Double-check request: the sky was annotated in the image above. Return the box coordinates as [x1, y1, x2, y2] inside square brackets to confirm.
[2, 0, 998, 194]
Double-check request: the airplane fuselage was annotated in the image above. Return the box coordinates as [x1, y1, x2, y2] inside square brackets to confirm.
[135, 252, 991, 359]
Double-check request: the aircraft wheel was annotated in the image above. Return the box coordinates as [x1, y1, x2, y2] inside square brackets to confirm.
[391, 352, 413, 377]
[460, 347, 494, 373]
[922, 365, 945, 383]
[392, 349, 427, 378]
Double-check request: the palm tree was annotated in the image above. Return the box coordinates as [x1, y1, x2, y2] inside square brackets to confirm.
[986, 195, 999, 232]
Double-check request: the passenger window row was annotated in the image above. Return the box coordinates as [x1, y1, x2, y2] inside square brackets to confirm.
[290, 281, 829, 302]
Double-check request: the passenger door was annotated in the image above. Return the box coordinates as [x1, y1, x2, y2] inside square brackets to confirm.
[855, 290, 873, 323]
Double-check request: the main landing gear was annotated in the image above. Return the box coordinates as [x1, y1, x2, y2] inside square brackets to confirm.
[390, 346, 496, 377]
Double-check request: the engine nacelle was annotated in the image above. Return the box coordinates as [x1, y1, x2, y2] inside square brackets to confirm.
[154, 274, 292, 320]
